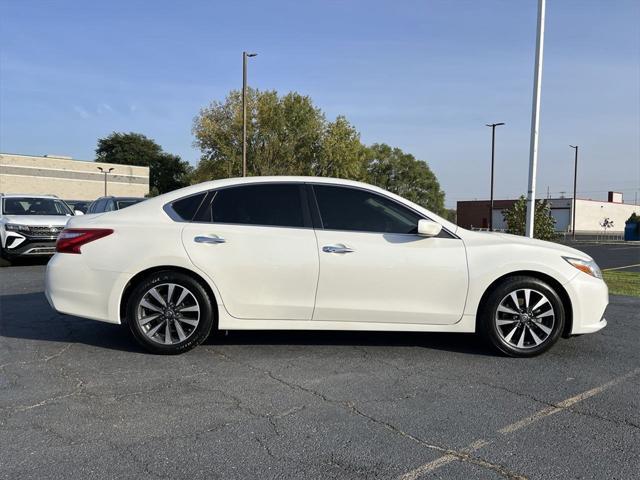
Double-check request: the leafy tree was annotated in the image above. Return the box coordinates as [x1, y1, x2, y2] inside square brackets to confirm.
[365, 143, 445, 215]
[192, 89, 325, 180]
[96, 132, 191, 195]
[192, 88, 447, 215]
[317, 116, 366, 179]
[502, 196, 557, 240]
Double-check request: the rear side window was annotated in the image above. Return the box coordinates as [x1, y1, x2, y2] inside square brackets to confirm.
[170, 193, 207, 221]
[93, 199, 107, 213]
[202, 184, 306, 228]
[313, 185, 421, 234]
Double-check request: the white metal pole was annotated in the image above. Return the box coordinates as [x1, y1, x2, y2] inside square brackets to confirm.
[525, 0, 546, 238]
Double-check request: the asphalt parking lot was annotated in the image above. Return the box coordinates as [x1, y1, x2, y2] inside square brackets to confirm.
[1, 262, 639, 480]
[561, 241, 640, 272]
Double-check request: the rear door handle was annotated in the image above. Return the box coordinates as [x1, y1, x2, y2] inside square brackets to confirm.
[194, 235, 226, 244]
[322, 244, 354, 254]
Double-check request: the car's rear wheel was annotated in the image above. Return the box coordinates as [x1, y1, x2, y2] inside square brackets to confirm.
[479, 276, 565, 357]
[126, 270, 214, 354]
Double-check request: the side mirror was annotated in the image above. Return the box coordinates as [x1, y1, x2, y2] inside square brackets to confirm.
[417, 219, 442, 237]
[74, 210, 84, 216]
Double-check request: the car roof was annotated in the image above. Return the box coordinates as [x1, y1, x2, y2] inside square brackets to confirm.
[94, 196, 145, 201]
[128, 176, 458, 234]
[0, 194, 60, 199]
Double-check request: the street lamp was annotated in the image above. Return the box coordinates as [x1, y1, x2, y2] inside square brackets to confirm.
[242, 51, 257, 177]
[97, 167, 114, 196]
[486, 122, 505, 231]
[569, 145, 578, 240]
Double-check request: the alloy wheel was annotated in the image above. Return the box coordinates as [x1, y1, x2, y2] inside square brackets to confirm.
[494, 288, 555, 349]
[136, 283, 200, 345]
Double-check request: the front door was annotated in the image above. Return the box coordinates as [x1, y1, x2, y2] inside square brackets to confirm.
[181, 183, 319, 320]
[311, 184, 468, 325]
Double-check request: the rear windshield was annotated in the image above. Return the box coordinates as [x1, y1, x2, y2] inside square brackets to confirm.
[116, 199, 143, 210]
[2, 197, 72, 216]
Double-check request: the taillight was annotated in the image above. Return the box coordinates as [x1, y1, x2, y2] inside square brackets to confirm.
[56, 228, 113, 254]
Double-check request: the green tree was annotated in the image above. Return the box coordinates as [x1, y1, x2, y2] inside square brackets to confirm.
[502, 196, 557, 240]
[192, 89, 325, 180]
[365, 143, 445, 215]
[192, 89, 447, 215]
[96, 132, 191, 195]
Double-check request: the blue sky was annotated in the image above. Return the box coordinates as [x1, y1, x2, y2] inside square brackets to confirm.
[1, 0, 638, 207]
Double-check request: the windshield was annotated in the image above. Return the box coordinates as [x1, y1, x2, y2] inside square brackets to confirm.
[2, 197, 73, 216]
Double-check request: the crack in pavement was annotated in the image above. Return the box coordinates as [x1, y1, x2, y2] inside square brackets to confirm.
[206, 347, 527, 480]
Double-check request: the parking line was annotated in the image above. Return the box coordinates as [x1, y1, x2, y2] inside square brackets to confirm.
[603, 264, 640, 271]
[399, 368, 640, 480]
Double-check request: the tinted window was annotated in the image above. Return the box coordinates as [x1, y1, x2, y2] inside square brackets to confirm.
[93, 199, 107, 213]
[1, 197, 72, 216]
[104, 200, 115, 212]
[171, 193, 207, 221]
[206, 184, 305, 228]
[314, 185, 421, 234]
[116, 199, 143, 210]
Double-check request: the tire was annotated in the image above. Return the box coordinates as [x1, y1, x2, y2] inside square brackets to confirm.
[479, 276, 565, 357]
[125, 270, 215, 354]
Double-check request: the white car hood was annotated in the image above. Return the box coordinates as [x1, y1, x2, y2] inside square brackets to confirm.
[1, 215, 73, 227]
[488, 232, 593, 260]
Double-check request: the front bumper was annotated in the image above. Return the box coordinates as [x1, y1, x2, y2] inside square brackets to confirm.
[3, 231, 60, 256]
[564, 271, 609, 335]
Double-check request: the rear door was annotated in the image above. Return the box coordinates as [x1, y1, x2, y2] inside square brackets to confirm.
[181, 183, 319, 320]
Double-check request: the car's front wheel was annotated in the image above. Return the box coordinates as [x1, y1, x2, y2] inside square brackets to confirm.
[126, 270, 215, 354]
[479, 276, 565, 357]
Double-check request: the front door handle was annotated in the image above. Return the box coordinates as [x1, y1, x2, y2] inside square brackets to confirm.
[322, 244, 354, 254]
[194, 235, 226, 244]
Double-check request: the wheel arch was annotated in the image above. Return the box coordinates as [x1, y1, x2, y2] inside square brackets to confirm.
[477, 270, 573, 338]
[119, 265, 219, 328]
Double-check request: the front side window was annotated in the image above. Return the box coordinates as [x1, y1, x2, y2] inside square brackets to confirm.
[313, 185, 421, 234]
[1, 197, 72, 216]
[201, 184, 306, 228]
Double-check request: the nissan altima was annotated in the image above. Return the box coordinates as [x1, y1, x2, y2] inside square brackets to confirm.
[45, 177, 608, 356]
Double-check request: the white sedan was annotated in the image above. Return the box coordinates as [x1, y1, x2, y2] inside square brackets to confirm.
[45, 177, 608, 356]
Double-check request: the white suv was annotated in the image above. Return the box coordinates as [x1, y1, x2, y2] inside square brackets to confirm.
[0, 194, 79, 263]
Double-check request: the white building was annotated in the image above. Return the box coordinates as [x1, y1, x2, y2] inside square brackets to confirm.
[458, 192, 638, 234]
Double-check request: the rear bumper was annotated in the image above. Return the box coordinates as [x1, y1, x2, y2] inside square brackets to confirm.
[564, 272, 609, 335]
[45, 253, 126, 324]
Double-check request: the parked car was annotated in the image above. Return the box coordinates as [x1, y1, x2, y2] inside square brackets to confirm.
[65, 200, 91, 214]
[87, 196, 145, 214]
[0, 194, 79, 262]
[45, 177, 608, 356]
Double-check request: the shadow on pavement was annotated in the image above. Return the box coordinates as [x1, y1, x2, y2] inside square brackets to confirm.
[0, 292, 142, 354]
[0, 291, 496, 357]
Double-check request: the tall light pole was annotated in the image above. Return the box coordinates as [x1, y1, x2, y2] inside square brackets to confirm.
[242, 51, 257, 177]
[570, 145, 578, 240]
[486, 122, 505, 231]
[525, 0, 546, 238]
[97, 167, 114, 196]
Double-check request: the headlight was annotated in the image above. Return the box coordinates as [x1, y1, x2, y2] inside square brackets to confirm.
[5, 224, 30, 233]
[563, 256, 603, 279]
